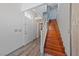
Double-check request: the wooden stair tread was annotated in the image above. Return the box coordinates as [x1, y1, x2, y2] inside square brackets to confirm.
[45, 45, 65, 53]
[45, 42, 64, 49]
[46, 38, 61, 42]
[46, 38, 63, 43]
[45, 48, 65, 56]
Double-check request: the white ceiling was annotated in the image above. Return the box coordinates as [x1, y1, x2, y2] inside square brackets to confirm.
[21, 3, 43, 11]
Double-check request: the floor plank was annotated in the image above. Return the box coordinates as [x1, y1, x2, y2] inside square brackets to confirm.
[7, 39, 40, 56]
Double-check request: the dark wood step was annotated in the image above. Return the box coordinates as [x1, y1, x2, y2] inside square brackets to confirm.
[45, 48, 65, 56]
[45, 42, 64, 49]
[46, 39, 62, 45]
[45, 45, 65, 53]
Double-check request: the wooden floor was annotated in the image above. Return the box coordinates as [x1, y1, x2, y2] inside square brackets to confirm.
[7, 38, 52, 56]
[7, 39, 40, 56]
[44, 20, 66, 56]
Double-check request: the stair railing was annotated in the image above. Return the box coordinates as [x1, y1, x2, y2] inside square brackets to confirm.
[39, 21, 48, 56]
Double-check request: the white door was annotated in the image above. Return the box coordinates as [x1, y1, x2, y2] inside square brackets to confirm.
[71, 4, 79, 56]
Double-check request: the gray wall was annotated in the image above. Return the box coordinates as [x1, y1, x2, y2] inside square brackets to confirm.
[24, 17, 37, 45]
[0, 4, 24, 55]
[48, 7, 57, 19]
[57, 3, 70, 55]
[0, 3, 38, 55]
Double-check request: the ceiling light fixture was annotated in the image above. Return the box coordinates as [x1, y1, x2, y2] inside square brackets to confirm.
[24, 12, 33, 19]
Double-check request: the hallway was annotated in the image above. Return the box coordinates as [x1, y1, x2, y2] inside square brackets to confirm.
[0, 3, 77, 56]
[44, 20, 66, 56]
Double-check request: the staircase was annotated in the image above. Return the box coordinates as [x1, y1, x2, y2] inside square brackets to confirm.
[44, 19, 66, 56]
